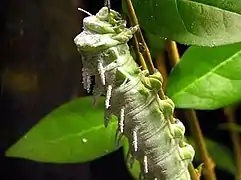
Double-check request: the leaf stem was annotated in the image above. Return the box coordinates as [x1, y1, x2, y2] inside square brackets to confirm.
[224, 106, 241, 180]
[165, 39, 216, 180]
[125, 0, 165, 100]
[185, 109, 216, 180]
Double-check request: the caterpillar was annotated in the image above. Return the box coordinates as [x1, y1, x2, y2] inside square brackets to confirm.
[74, 7, 195, 180]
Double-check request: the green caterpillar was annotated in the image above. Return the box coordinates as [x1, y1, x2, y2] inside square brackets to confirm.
[74, 7, 195, 180]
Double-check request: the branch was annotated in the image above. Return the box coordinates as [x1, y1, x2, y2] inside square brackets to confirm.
[165, 39, 216, 180]
[155, 54, 168, 91]
[224, 106, 241, 180]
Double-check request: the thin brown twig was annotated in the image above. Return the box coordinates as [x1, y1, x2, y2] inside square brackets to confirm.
[224, 106, 241, 180]
[133, 35, 147, 70]
[155, 54, 168, 91]
[165, 39, 216, 180]
[165, 40, 180, 66]
[125, 0, 165, 100]
[184, 110, 216, 180]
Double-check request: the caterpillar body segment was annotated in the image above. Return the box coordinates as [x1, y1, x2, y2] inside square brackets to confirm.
[74, 7, 195, 180]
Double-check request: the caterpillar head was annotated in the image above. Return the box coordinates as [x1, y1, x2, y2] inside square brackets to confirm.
[74, 7, 138, 52]
[96, 7, 125, 28]
[82, 7, 126, 34]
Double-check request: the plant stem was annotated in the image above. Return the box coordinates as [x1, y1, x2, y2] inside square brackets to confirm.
[185, 110, 216, 180]
[155, 54, 168, 91]
[165, 40, 180, 66]
[165, 39, 216, 180]
[133, 35, 147, 70]
[125, 0, 165, 100]
[188, 163, 200, 180]
[125, 0, 154, 72]
[224, 106, 241, 180]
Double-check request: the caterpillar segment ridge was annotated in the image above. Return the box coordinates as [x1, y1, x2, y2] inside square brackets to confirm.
[74, 7, 195, 180]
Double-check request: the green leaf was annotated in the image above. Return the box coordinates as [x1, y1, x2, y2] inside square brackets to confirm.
[131, 0, 241, 46]
[166, 43, 241, 109]
[121, 0, 129, 16]
[187, 137, 236, 175]
[145, 33, 165, 59]
[5, 96, 119, 163]
[122, 0, 165, 58]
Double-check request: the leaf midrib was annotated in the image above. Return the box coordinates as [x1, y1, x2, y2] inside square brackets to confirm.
[171, 49, 241, 100]
[46, 120, 117, 144]
[6, 120, 117, 157]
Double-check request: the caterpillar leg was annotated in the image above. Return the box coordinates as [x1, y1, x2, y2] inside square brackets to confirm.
[126, 149, 135, 168]
[179, 143, 195, 161]
[141, 70, 163, 91]
[157, 98, 175, 121]
[115, 130, 123, 147]
[170, 118, 186, 138]
[157, 98, 186, 139]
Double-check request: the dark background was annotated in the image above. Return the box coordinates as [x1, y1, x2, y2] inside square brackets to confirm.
[0, 0, 239, 179]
